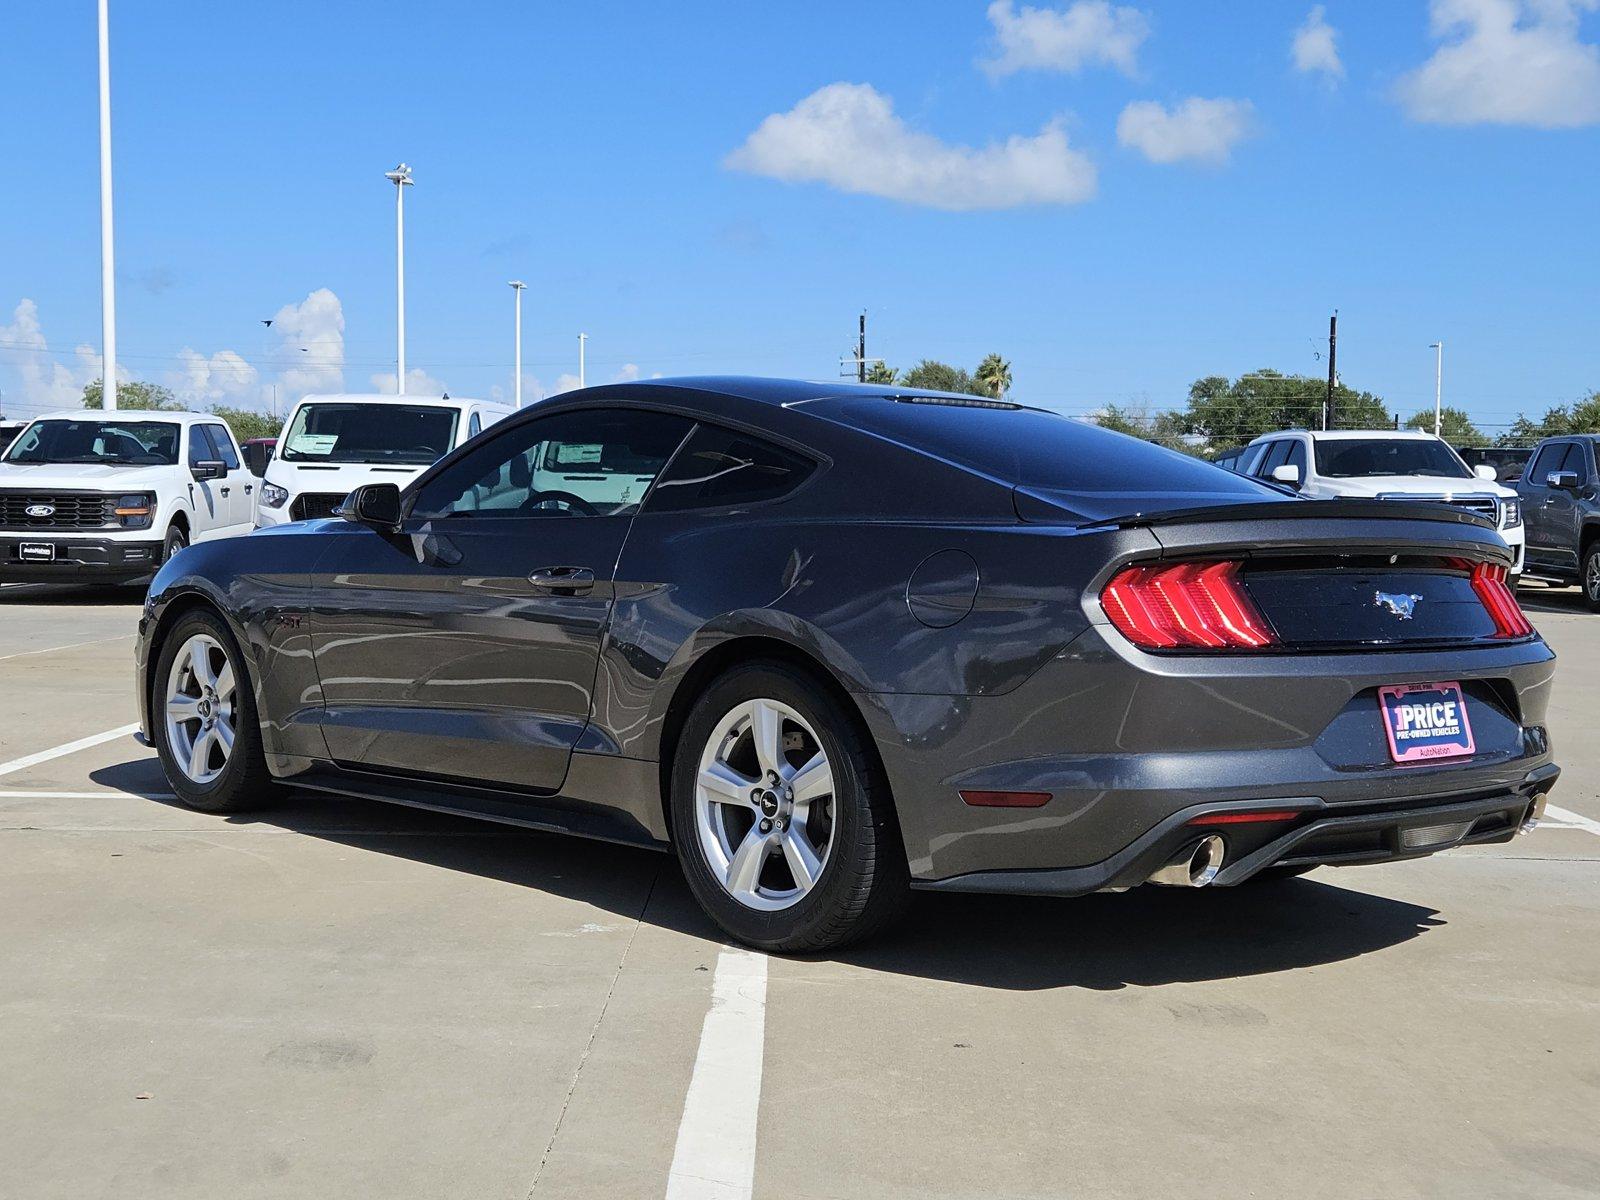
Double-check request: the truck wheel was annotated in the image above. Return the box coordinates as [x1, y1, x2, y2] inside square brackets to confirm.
[162, 524, 189, 564]
[1584, 545, 1600, 612]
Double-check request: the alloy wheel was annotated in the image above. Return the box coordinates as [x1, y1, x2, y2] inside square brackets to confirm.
[164, 633, 237, 785]
[693, 698, 836, 912]
[1587, 553, 1600, 602]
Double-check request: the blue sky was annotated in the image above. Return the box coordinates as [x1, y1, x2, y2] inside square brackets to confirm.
[1, 1, 1596, 440]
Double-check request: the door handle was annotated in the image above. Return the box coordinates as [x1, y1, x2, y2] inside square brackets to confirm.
[220, 486, 231, 496]
[529, 565, 596, 594]
[244, 484, 254, 495]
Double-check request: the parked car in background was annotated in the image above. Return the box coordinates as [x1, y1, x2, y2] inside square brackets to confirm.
[136, 378, 1556, 952]
[1456, 445, 1532, 484]
[0, 420, 27, 455]
[0, 410, 254, 583]
[240, 436, 276, 478]
[254, 394, 511, 526]
[1227, 429, 1524, 579]
[1516, 435, 1600, 608]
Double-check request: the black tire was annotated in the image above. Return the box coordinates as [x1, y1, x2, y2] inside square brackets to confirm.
[1583, 545, 1600, 612]
[151, 607, 276, 813]
[162, 523, 189, 564]
[670, 661, 909, 953]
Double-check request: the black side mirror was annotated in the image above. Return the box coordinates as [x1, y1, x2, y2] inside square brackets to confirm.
[190, 460, 226, 481]
[338, 482, 403, 531]
[1548, 470, 1581, 491]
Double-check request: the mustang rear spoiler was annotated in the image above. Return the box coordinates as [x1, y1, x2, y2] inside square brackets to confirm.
[1012, 488, 1499, 533]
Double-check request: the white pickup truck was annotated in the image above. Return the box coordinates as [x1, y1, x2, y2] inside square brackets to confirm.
[254, 394, 510, 526]
[0, 410, 255, 584]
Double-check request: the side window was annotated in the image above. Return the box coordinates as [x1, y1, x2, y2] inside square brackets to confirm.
[1283, 439, 1308, 480]
[1235, 444, 1268, 477]
[644, 425, 817, 513]
[1559, 442, 1589, 482]
[468, 410, 482, 440]
[1254, 441, 1291, 478]
[204, 425, 240, 471]
[188, 425, 215, 467]
[411, 408, 692, 519]
[1526, 444, 1558, 486]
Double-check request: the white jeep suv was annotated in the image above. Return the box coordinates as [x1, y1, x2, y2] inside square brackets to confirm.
[1232, 429, 1524, 577]
[0, 410, 255, 584]
[254, 393, 510, 526]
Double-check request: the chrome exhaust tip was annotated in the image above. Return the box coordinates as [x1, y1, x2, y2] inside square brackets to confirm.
[1148, 835, 1225, 888]
[1519, 792, 1548, 836]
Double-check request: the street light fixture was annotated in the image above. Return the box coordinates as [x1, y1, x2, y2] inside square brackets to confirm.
[385, 163, 414, 394]
[509, 281, 526, 409]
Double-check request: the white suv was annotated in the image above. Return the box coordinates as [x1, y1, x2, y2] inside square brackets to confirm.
[0, 410, 255, 584]
[1231, 429, 1524, 576]
[255, 393, 510, 526]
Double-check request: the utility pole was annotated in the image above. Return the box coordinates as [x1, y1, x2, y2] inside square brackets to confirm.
[509, 281, 526, 409]
[857, 311, 866, 383]
[578, 332, 587, 389]
[385, 164, 413, 393]
[1430, 340, 1444, 436]
[1325, 311, 1338, 431]
[97, 0, 118, 410]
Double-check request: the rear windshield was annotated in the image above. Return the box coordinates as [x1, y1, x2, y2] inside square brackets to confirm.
[812, 397, 1277, 516]
[2, 419, 180, 466]
[1314, 438, 1471, 479]
[281, 403, 458, 465]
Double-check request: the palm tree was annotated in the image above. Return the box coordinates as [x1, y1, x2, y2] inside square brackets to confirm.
[975, 353, 1012, 399]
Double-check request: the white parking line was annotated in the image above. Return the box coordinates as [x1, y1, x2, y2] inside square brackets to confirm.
[0, 634, 134, 662]
[0, 724, 141, 779]
[1544, 804, 1600, 838]
[0, 790, 174, 800]
[665, 947, 769, 1200]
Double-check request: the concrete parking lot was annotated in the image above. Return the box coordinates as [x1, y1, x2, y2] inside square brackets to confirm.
[2, 581, 1597, 1200]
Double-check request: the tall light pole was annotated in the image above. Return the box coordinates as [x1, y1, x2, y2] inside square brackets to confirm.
[97, 0, 118, 410]
[1430, 340, 1444, 436]
[578, 332, 588, 389]
[509, 281, 526, 409]
[385, 163, 413, 394]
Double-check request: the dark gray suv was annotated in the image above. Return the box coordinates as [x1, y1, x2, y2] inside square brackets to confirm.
[1517, 435, 1600, 607]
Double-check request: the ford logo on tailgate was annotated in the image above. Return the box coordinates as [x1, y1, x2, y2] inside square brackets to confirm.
[24, 504, 55, 518]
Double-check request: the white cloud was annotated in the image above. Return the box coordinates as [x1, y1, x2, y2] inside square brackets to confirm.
[1292, 5, 1345, 79]
[726, 82, 1097, 210]
[1397, 0, 1600, 127]
[612, 363, 641, 383]
[549, 373, 583, 395]
[172, 348, 258, 405]
[270, 287, 345, 399]
[0, 298, 106, 414]
[1116, 97, 1256, 165]
[980, 0, 1149, 77]
[368, 367, 450, 396]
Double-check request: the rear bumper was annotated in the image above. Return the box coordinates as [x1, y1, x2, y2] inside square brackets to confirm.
[0, 535, 162, 581]
[918, 764, 1558, 897]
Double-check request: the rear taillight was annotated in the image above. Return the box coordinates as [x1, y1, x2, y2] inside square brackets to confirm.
[1100, 560, 1277, 650]
[1470, 561, 1533, 639]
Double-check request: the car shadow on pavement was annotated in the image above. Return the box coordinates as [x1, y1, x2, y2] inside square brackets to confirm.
[94, 755, 1446, 991]
[0, 583, 145, 605]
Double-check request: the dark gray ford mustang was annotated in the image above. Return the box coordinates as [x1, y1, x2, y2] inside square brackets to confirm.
[137, 377, 1560, 951]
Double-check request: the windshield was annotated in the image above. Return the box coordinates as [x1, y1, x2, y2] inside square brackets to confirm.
[1, 419, 180, 466]
[280, 403, 458, 465]
[1314, 437, 1472, 479]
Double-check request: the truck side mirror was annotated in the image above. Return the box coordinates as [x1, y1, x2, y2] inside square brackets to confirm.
[190, 460, 226, 481]
[1473, 464, 1497, 481]
[1547, 470, 1581, 491]
[1270, 463, 1302, 488]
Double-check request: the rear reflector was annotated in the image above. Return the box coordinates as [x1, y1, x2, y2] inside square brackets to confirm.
[959, 790, 1051, 808]
[1469, 562, 1533, 639]
[1188, 810, 1302, 826]
[1101, 560, 1277, 650]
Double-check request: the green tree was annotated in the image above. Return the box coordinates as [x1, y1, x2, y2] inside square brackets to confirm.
[1093, 402, 1198, 455]
[864, 362, 898, 385]
[1404, 406, 1486, 446]
[1500, 391, 1600, 445]
[974, 353, 1012, 399]
[1179, 370, 1391, 443]
[899, 359, 983, 396]
[81, 379, 181, 411]
[208, 406, 282, 442]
